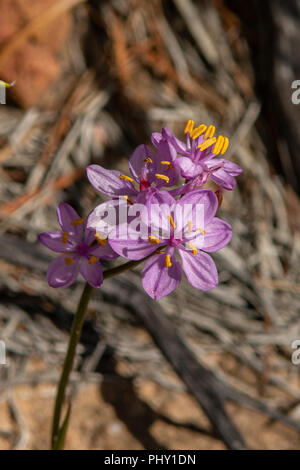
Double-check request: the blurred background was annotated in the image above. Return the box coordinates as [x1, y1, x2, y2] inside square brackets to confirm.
[0, 0, 300, 450]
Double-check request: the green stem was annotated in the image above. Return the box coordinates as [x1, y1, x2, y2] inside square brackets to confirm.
[50, 255, 155, 449]
[103, 257, 147, 280]
[51, 282, 93, 449]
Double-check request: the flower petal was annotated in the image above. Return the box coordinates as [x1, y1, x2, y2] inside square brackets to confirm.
[175, 156, 201, 179]
[57, 203, 83, 243]
[84, 226, 96, 247]
[144, 190, 175, 238]
[38, 232, 75, 253]
[142, 253, 181, 299]
[161, 126, 187, 154]
[210, 168, 236, 190]
[204, 158, 225, 171]
[90, 240, 119, 260]
[179, 249, 218, 290]
[193, 217, 232, 252]
[154, 139, 179, 187]
[169, 185, 187, 197]
[84, 208, 100, 246]
[175, 189, 218, 234]
[129, 145, 155, 183]
[86, 165, 138, 197]
[87, 199, 127, 237]
[80, 258, 103, 288]
[109, 237, 159, 260]
[47, 255, 80, 288]
[151, 132, 163, 147]
[222, 160, 243, 176]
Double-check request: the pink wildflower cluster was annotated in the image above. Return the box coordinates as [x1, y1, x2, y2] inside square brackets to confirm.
[39, 121, 242, 299]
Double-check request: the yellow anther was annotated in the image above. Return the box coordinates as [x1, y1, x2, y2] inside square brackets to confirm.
[198, 137, 216, 152]
[213, 135, 225, 155]
[0, 80, 15, 88]
[119, 174, 134, 182]
[191, 124, 207, 140]
[188, 221, 193, 233]
[95, 233, 107, 247]
[62, 232, 68, 244]
[204, 125, 215, 140]
[165, 254, 172, 268]
[148, 235, 160, 245]
[155, 174, 169, 183]
[168, 215, 175, 230]
[221, 136, 229, 155]
[197, 228, 206, 235]
[71, 218, 84, 226]
[64, 257, 74, 266]
[123, 195, 134, 205]
[187, 242, 197, 255]
[89, 255, 98, 265]
[184, 119, 194, 134]
[144, 157, 153, 163]
[160, 161, 173, 170]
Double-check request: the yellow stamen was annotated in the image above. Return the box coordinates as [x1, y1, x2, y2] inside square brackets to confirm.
[62, 232, 68, 244]
[165, 254, 172, 268]
[160, 161, 173, 170]
[144, 157, 153, 163]
[71, 218, 84, 226]
[184, 119, 194, 134]
[191, 124, 207, 140]
[119, 174, 134, 182]
[204, 125, 215, 140]
[95, 233, 107, 247]
[155, 173, 169, 183]
[188, 242, 197, 255]
[197, 228, 206, 235]
[123, 195, 134, 205]
[148, 235, 160, 244]
[198, 137, 216, 152]
[188, 221, 193, 233]
[156, 249, 165, 254]
[168, 214, 175, 230]
[64, 257, 73, 266]
[221, 136, 229, 155]
[0, 80, 15, 88]
[213, 135, 225, 155]
[89, 255, 98, 265]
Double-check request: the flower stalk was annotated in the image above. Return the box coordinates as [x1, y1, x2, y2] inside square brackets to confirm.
[51, 282, 93, 449]
[51, 256, 155, 449]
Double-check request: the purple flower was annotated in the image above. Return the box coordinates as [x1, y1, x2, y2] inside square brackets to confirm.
[38, 203, 117, 288]
[86, 142, 179, 202]
[152, 122, 242, 192]
[109, 189, 232, 299]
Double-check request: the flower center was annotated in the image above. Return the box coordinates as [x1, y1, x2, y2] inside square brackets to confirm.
[76, 242, 89, 257]
[139, 157, 154, 192]
[169, 238, 181, 248]
[140, 178, 151, 192]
